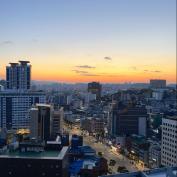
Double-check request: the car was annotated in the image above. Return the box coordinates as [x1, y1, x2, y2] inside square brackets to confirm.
[117, 166, 129, 173]
[109, 159, 116, 166]
[121, 169, 129, 173]
[98, 152, 103, 157]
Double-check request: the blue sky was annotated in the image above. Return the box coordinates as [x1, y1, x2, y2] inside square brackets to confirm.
[0, 0, 176, 83]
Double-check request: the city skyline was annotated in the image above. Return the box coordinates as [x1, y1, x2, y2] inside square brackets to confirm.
[0, 0, 176, 83]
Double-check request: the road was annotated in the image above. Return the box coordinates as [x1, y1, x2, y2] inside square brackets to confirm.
[83, 134, 137, 174]
[64, 124, 138, 174]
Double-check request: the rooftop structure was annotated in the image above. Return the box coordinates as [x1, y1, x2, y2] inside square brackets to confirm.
[0, 142, 69, 177]
[19, 60, 30, 65]
[0, 146, 68, 160]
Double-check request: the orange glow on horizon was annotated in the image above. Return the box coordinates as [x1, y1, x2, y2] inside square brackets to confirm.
[0, 66, 176, 83]
[32, 71, 176, 83]
[0, 55, 176, 84]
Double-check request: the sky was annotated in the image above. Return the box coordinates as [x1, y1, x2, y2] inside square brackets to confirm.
[0, 0, 176, 83]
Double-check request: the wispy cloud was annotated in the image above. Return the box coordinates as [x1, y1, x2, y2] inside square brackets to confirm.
[72, 70, 89, 74]
[75, 65, 96, 69]
[143, 70, 161, 73]
[72, 69, 99, 76]
[104, 56, 112, 61]
[153, 70, 161, 73]
[144, 70, 149, 72]
[32, 39, 38, 43]
[80, 73, 100, 76]
[130, 66, 137, 70]
[0, 40, 13, 46]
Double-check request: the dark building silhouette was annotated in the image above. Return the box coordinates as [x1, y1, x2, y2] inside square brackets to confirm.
[30, 104, 52, 141]
[150, 79, 166, 89]
[88, 82, 102, 100]
[111, 104, 148, 137]
[0, 145, 69, 177]
[6, 61, 31, 90]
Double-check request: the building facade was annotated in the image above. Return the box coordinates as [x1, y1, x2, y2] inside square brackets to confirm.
[161, 116, 177, 167]
[111, 105, 148, 137]
[51, 107, 64, 137]
[30, 104, 52, 141]
[0, 91, 46, 130]
[149, 144, 161, 168]
[81, 117, 104, 134]
[0, 146, 69, 177]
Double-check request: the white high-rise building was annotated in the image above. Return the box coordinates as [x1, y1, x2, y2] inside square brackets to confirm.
[0, 91, 46, 130]
[161, 116, 177, 167]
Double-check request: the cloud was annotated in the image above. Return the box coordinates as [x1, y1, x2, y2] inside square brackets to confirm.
[80, 73, 100, 76]
[0, 40, 13, 46]
[153, 70, 161, 73]
[106, 75, 122, 77]
[75, 65, 96, 69]
[32, 39, 38, 43]
[73, 68, 101, 76]
[130, 66, 137, 70]
[143, 69, 161, 73]
[72, 70, 89, 74]
[104, 56, 112, 61]
[73, 69, 124, 78]
[72, 69, 99, 76]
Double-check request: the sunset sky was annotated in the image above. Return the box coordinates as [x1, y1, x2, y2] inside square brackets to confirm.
[0, 0, 176, 83]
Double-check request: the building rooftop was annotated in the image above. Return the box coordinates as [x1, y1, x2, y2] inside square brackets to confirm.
[144, 167, 177, 177]
[100, 167, 177, 177]
[36, 103, 51, 107]
[19, 60, 30, 64]
[0, 90, 45, 95]
[9, 63, 19, 66]
[165, 116, 177, 121]
[0, 146, 68, 160]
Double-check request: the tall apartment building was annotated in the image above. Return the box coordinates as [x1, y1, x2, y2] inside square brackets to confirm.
[6, 61, 31, 90]
[0, 91, 46, 130]
[161, 116, 177, 167]
[0, 60, 46, 130]
[88, 82, 102, 100]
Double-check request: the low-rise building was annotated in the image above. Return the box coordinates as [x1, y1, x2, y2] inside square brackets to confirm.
[0, 142, 69, 177]
[81, 117, 104, 134]
[149, 143, 161, 168]
[126, 135, 150, 169]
